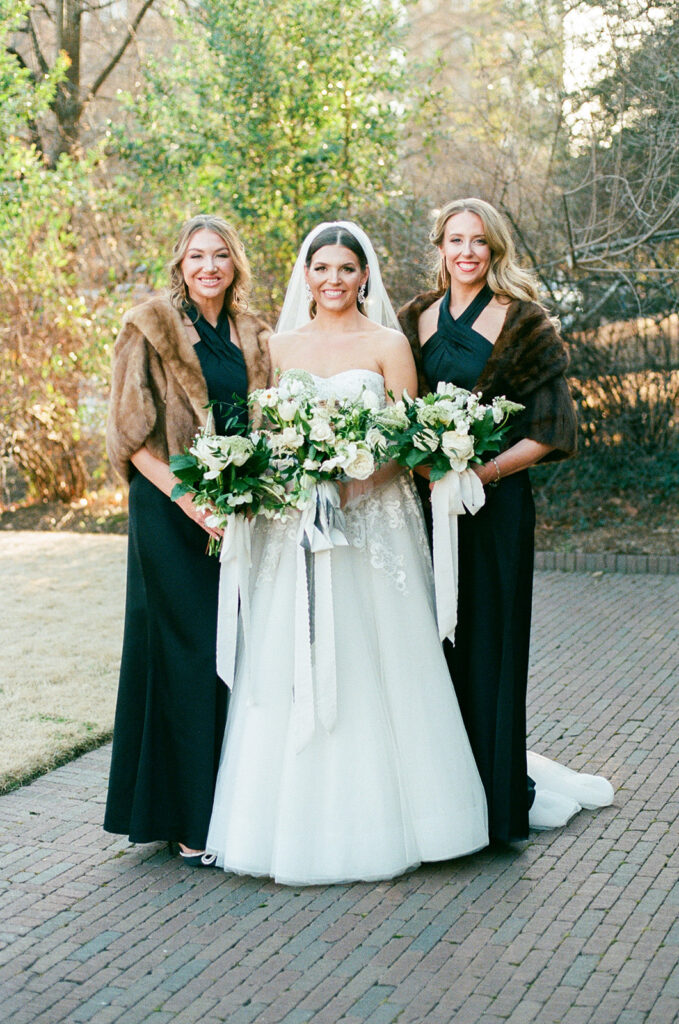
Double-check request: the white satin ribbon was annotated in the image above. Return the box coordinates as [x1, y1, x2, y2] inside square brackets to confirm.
[216, 514, 252, 688]
[293, 481, 347, 751]
[431, 468, 486, 645]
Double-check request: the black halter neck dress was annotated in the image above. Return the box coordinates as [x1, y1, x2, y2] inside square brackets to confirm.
[104, 308, 247, 849]
[420, 286, 536, 842]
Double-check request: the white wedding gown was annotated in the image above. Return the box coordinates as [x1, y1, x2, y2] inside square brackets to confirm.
[206, 370, 489, 884]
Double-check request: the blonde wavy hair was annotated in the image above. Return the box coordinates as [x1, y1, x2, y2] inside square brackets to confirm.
[168, 215, 251, 314]
[430, 198, 540, 304]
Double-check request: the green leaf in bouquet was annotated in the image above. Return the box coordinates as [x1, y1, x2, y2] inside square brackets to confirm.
[169, 452, 200, 472]
[405, 448, 428, 469]
[171, 481, 193, 500]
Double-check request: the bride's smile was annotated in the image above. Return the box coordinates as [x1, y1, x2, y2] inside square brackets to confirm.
[305, 244, 369, 315]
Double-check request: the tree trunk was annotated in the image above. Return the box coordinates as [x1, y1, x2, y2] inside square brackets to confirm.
[52, 0, 83, 161]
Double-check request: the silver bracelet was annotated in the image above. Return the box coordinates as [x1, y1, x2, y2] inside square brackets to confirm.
[489, 457, 501, 486]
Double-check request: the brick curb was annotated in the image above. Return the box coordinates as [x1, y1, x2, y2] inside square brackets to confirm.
[535, 550, 679, 574]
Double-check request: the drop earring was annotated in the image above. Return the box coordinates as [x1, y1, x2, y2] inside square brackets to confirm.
[357, 283, 366, 304]
[305, 282, 312, 302]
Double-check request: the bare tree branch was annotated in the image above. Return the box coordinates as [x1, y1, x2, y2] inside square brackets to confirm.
[28, 12, 49, 75]
[86, 0, 156, 102]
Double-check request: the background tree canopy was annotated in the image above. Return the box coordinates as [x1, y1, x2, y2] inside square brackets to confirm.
[1, 0, 677, 533]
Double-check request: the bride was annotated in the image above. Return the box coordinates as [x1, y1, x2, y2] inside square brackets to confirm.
[205, 221, 489, 884]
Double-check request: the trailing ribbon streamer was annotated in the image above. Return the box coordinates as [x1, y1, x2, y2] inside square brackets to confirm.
[216, 514, 252, 688]
[293, 481, 347, 751]
[431, 468, 486, 645]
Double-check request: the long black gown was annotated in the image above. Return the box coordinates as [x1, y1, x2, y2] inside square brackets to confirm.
[420, 286, 535, 842]
[104, 309, 248, 849]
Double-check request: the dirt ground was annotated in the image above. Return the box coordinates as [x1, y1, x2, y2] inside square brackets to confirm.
[0, 532, 127, 793]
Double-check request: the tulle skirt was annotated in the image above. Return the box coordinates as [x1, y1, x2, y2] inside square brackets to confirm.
[206, 476, 489, 884]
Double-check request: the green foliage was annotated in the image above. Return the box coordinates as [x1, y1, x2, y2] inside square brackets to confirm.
[0, 7, 115, 501]
[113, 0, 417, 307]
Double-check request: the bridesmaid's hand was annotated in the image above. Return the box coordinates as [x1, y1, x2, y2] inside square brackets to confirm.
[176, 493, 223, 540]
[471, 462, 497, 488]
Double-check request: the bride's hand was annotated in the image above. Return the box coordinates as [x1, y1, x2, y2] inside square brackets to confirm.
[339, 461, 403, 507]
[339, 478, 373, 508]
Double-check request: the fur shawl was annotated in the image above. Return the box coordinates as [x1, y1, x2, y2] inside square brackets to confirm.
[398, 291, 578, 461]
[107, 294, 271, 481]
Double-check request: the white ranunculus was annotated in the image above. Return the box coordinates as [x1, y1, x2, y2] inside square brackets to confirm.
[441, 430, 475, 471]
[342, 443, 375, 480]
[416, 403, 442, 427]
[434, 399, 457, 426]
[190, 436, 229, 478]
[413, 428, 440, 452]
[309, 418, 335, 443]
[216, 435, 254, 467]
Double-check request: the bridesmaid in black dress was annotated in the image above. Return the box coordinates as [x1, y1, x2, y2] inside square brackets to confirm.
[104, 215, 270, 863]
[399, 198, 578, 842]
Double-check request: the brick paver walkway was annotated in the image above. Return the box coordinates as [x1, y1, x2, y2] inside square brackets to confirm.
[1, 569, 678, 1024]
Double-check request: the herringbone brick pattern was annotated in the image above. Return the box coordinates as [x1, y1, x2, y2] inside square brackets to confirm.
[1, 569, 677, 1023]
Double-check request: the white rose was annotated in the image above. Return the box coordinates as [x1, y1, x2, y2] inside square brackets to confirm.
[309, 418, 335, 443]
[413, 428, 440, 452]
[303, 457, 321, 470]
[441, 430, 475, 471]
[436, 381, 456, 397]
[342, 444, 375, 480]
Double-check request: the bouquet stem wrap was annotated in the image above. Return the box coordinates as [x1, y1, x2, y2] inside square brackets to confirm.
[216, 514, 253, 688]
[431, 468, 486, 645]
[294, 481, 348, 751]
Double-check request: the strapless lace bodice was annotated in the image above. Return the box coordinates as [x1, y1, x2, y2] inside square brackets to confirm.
[306, 369, 386, 407]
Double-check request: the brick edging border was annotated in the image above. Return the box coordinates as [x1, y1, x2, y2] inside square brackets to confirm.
[535, 551, 679, 575]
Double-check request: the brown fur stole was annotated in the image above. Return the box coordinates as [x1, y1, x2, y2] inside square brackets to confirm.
[107, 294, 271, 481]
